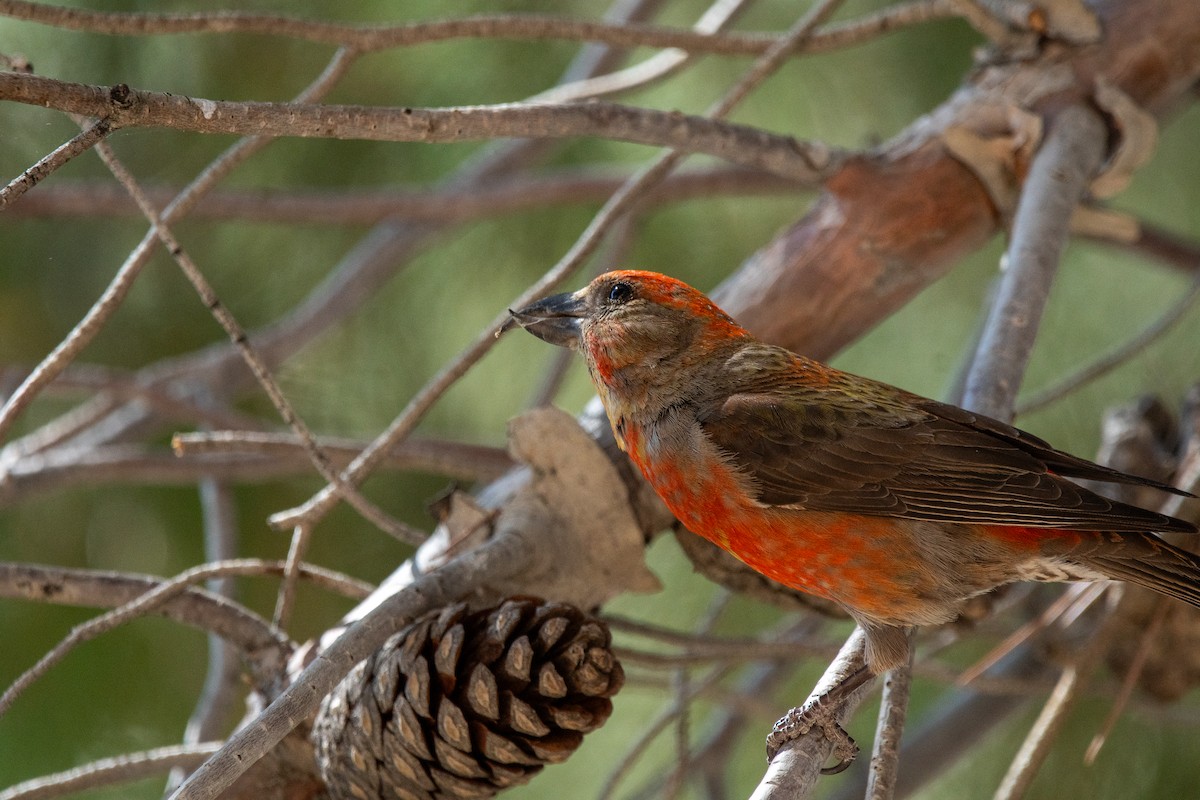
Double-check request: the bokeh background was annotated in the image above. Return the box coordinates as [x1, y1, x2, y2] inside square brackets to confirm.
[2, 1, 1199, 798]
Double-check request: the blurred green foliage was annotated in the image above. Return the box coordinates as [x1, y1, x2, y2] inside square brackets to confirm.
[2, 1, 1199, 799]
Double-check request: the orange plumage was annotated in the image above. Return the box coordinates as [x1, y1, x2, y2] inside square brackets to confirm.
[508, 270, 1200, 680]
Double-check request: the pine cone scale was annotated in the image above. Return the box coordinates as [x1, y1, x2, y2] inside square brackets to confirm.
[315, 597, 624, 800]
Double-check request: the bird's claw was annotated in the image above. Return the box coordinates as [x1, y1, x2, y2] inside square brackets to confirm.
[765, 700, 859, 774]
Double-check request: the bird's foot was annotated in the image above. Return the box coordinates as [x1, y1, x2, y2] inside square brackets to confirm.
[765, 697, 859, 774]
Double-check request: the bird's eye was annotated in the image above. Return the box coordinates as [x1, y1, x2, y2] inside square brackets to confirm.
[607, 281, 634, 304]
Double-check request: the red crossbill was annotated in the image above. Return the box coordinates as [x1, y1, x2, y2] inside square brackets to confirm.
[505, 270, 1199, 765]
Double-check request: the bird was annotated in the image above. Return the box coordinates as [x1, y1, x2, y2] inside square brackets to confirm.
[502, 269, 1199, 768]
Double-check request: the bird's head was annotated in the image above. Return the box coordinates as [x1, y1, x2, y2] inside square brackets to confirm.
[505, 270, 749, 390]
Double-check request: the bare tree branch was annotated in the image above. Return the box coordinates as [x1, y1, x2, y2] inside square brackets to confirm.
[0, 562, 289, 692]
[0, 73, 844, 183]
[0, 743, 222, 800]
[993, 591, 1123, 800]
[865, 647, 914, 800]
[0, 167, 805, 224]
[4, 1, 1200, 798]
[0, 46, 359, 446]
[0, 435, 513, 506]
[100, 96, 423, 547]
[962, 104, 1108, 420]
[1018, 272, 1200, 415]
[0, 0, 956, 58]
[751, 629, 873, 800]
[0, 116, 115, 210]
[266, 0, 847, 535]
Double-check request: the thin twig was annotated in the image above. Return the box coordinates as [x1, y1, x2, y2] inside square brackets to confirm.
[962, 105, 1109, 421]
[166, 480, 243, 793]
[2, 167, 805, 224]
[1084, 597, 1171, 764]
[0, 46, 359, 448]
[0, 73, 845, 184]
[0, 557, 375, 716]
[0, 1, 948, 58]
[170, 531, 530, 800]
[529, 0, 753, 105]
[994, 590, 1124, 800]
[0, 742, 222, 800]
[0, 116, 115, 210]
[90, 135, 422, 537]
[268, 0, 848, 537]
[1017, 272, 1200, 415]
[0, 560, 371, 610]
[0, 560, 289, 718]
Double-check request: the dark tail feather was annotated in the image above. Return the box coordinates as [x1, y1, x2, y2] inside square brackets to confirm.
[1074, 532, 1200, 608]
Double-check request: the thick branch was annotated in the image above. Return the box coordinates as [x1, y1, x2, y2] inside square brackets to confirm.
[962, 105, 1108, 419]
[715, 0, 1200, 358]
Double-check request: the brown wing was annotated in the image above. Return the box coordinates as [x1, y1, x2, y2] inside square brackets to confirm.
[697, 351, 1195, 534]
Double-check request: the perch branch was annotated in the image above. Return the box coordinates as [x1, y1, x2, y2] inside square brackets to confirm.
[750, 628, 872, 800]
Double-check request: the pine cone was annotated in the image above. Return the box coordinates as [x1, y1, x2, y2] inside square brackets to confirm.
[313, 597, 623, 800]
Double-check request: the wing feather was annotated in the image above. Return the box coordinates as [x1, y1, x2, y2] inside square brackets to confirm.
[697, 346, 1196, 534]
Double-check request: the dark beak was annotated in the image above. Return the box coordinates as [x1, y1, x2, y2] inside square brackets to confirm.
[499, 291, 586, 348]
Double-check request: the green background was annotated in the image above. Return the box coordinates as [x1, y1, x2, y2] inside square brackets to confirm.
[2, 1, 1199, 798]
